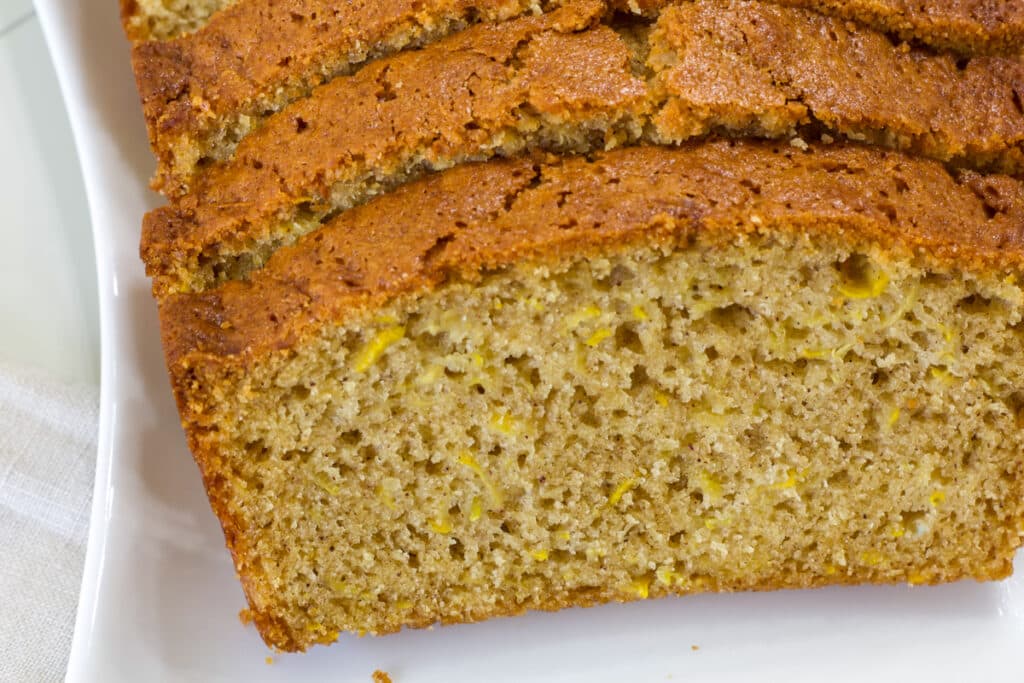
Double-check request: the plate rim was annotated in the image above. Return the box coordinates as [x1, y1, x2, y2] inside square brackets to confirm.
[32, 1, 118, 679]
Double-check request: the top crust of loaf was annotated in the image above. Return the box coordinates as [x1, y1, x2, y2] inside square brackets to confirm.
[139, 1, 1024, 298]
[140, 4, 643, 289]
[129, 0, 562, 191]
[158, 141, 1024, 373]
[630, 0, 1024, 55]
[127, 0, 1024, 197]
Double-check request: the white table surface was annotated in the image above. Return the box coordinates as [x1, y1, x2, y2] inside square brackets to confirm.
[0, 4, 100, 386]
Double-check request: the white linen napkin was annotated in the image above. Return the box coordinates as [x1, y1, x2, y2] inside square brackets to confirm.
[0, 361, 98, 682]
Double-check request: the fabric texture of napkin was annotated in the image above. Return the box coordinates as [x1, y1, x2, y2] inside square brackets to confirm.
[0, 361, 98, 682]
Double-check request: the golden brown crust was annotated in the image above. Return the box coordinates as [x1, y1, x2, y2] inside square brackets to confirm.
[128, 0, 1024, 191]
[161, 142, 1024, 650]
[650, 2, 1024, 168]
[621, 0, 1024, 55]
[140, 1, 1024, 298]
[158, 141, 1024, 374]
[141, 3, 642, 294]
[781, 0, 1024, 55]
[130, 0, 1024, 196]
[130, 0, 565, 194]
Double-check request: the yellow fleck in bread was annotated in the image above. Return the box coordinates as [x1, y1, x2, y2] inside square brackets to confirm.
[159, 142, 1024, 651]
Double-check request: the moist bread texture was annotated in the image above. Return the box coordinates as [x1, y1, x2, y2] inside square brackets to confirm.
[161, 142, 1024, 651]
[140, 1, 1024, 297]
[127, 0, 1024, 196]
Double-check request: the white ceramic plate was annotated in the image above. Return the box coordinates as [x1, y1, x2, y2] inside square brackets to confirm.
[39, 0, 1024, 680]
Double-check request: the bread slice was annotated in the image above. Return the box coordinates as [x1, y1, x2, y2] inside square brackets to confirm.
[160, 141, 1024, 652]
[140, 0, 1024, 298]
[126, 0, 1024, 196]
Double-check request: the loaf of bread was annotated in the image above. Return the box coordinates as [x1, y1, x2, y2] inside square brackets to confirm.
[126, 0, 1024, 653]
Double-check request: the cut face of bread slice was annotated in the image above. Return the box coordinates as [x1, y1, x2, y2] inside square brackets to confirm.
[160, 142, 1024, 652]
[141, 0, 1024, 299]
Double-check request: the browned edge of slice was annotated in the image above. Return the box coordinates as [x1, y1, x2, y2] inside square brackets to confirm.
[775, 0, 1024, 56]
[141, 4, 646, 295]
[647, 2, 1024, 166]
[130, 0, 573, 194]
[128, 0, 1024, 197]
[625, 0, 1024, 55]
[160, 141, 1024, 374]
[140, 0, 1024, 299]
